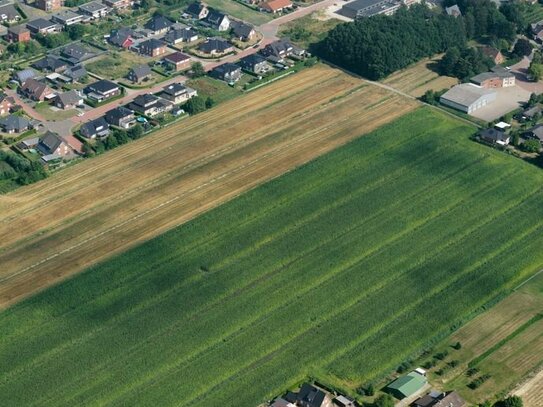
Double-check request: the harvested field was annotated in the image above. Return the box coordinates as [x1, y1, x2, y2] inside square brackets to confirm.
[514, 369, 543, 407]
[1, 109, 543, 406]
[429, 273, 543, 403]
[0, 64, 417, 308]
[382, 56, 458, 97]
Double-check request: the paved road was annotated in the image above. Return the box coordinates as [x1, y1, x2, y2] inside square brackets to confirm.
[510, 55, 543, 95]
[4, 89, 47, 122]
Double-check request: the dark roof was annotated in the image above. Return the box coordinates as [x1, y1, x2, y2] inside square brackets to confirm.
[414, 394, 437, 407]
[27, 18, 58, 30]
[140, 38, 165, 50]
[162, 82, 189, 96]
[80, 117, 109, 137]
[144, 14, 173, 31]
[8, 25, 30, 34]
[38, 131, 64, 154]
[130, 64, 152, 79]
[186, 2, 206, 16]
[434, 392, 466, 407]
[61, 43, 94, 63]
[109, 27, 133, 46]
[260, 39, 298, 58]
[239, 53, 266, 68]
[231, 20, 254, 38]
[198, 37, 231, 53]
[79, 1, 108, 13]
[0, 4, 21, 21]
[64, 65, 87, 80]
[165, 27, 198, 42]
[85, 79, 119, 94]
[164, 51, 190, 63]
[529, 124, 543, 140]
[33, 55, 67, 72]
[21, 78, 49, 98]
[56, 90, 81, 106]
[131, 93, 159, 107]
[15, 68, 36, 83]
[0, 114, 29, 132]
[297, 383, 326, 407]
[523, 105, 541, 118]
[340, 0, 395, 17]
[105, 106, 134, 123]
[212, 62, 240, 76]
[205, 10, 227, 25]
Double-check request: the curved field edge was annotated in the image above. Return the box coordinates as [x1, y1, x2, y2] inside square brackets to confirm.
[1, 108, 543, 406]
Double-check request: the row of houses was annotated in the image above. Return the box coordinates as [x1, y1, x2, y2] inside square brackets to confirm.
[338, 0, 422, 20]
[33, 0, 129, 14]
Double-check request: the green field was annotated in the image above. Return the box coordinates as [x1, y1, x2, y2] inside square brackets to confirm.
[2, 108, 543, 406]
[520, 3, 543, 24]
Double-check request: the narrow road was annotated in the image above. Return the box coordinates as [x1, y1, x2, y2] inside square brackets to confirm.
[4, 89, 47, 122]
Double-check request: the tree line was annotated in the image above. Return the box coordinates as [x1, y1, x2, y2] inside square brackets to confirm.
[317, 1, 525, 80]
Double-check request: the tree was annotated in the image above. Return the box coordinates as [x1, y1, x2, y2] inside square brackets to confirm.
[67, 24, 86, 40]
[452, 341, 462, 350]
[374, 394, 394, 407]
[190, 62, 205, 78]
[528, 62, 543, 81]
[205, 96, 215, 109]
[184, 96, 207, 115]
[522, 139, 541, 153]
[365, 383, 374, 396]
[127, 124, 144, 140]
[513, 38, 533, 58]
[495, 396, 523, 407]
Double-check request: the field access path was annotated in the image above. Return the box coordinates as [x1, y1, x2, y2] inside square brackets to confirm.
[0, 65, 417, 308]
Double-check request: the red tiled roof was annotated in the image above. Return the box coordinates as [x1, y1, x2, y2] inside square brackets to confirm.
[261, 0, 292, 12]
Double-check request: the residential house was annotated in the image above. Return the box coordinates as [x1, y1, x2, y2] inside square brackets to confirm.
[163, 51, 191, 71]
[198, 37, 233, 55]
[519, 105, 541, 121]
[37, 131, 71, 161]
[0, 4, 22, 24]
[230, 20, 255, 41]
[531, 19, 543, 42]
[80, 116, 110, 139]
[33, 55, 68, 73]
[527, 124, 543, 144]
[260, 0, 292, 14]
[19, 78, 54, 101]
[78, 1, 109, 19]
[26, 18, 61, 35]
[54, 90, 83, 110]
[35, 0, 64, 12]
[0, 114, 30, 134]
[204, 10, 230, 31]
[440, 83, 496, 114]
[138, 38, 167, 57]
[238, 53, 268, 74]
[296, 383, 332, 407]
[260, 39, 303, 62]
[127, 64, 152, 83]
[103, 0, 131, 10]
[164, 27, 198, 44]
[386, 371, 428, 399]
[470, 66, 515, 88]
[479, 45, 504, 65]
[144, 14, 173, 35]
[210, 62, 241, 83]
[51, 10, 84, 26]
[0, 93, 15, 115]
[445, 4, 461, 17]
[161, 82, 197, 104]
[186, 2, 208, 19]
[60, 43, 95, 64]
[14, 68, 37, 85]
[414, 391, 466, 407]
[7, 25, 31, 43]
[84, 79, 121, 102]
[478, 128, 510, 145]
[105, 106, 135, 128]
[270, 398, 295, 407]
[129, 93, 172, 116]
[434, 392, 466, 407]
[109, 27, 134, 48]
[64, 65, 87, 82]
[333, 395, 356, 407]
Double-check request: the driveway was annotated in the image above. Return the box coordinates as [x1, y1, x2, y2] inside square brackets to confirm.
[470, 85, 531, 122]
[510, 56, 543, 94]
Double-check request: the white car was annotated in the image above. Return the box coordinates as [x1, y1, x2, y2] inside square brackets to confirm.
[76, 111, 84, 117]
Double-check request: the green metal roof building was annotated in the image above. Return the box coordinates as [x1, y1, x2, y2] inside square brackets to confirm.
[386, 371, 427, 399]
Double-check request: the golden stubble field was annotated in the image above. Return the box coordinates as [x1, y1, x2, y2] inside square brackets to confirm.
[0, 65, 418, 308]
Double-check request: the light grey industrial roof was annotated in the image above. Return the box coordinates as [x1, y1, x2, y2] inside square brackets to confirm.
[440, 84, 496, 107]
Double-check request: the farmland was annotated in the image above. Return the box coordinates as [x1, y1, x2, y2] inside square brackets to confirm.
[0, 64, 417, 308]
[382, 56, 458, 97]
[2, 108, 543, 405]
[428, 272, 543, 404]
[514, 369, 543, 407]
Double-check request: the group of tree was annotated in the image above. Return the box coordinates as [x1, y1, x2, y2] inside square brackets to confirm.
[85, 124, 144, 155]
[528, 51, 543, 82]
[183, 96, 215, 115]
[438, 46, 495, 80]
[0, 150, 48, 186]
[34, 32, 71, 49]
[318, 0, 526, 80]
[479, 396, 524, 407]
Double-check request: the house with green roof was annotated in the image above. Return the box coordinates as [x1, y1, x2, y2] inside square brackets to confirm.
[386, 371, 427, 399]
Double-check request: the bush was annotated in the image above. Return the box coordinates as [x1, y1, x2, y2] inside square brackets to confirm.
[434, 351, 448, 360]
[522, 139, 541, 153]
[452, 341, 462, 350]
[494, 396, 523, 407]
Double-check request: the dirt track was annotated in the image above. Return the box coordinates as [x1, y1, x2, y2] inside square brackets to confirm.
[0, 65, 417, 308]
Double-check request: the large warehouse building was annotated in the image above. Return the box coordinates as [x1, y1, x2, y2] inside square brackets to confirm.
[440, 83, 497, 114]
[338, 0, 421, 19]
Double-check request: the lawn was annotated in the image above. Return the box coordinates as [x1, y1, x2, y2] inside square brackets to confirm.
[1, 108, 543, 406]
[520, 2, 543, 24]
[204, 0, 272, 25]
[279, 12, 343, 49]
[186, 75, 242, 103]
[85, 51, 153, 80]
[34, 103, 78, 121]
